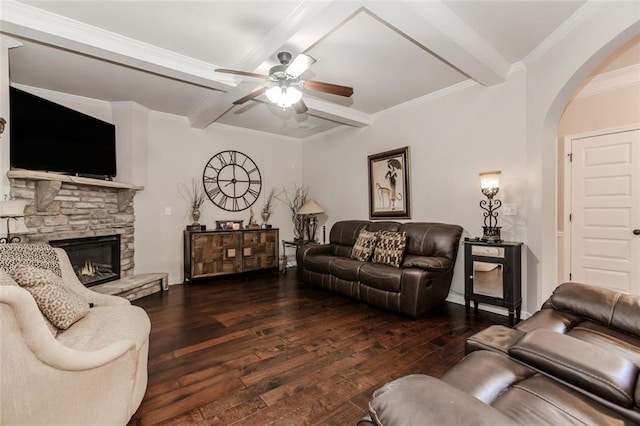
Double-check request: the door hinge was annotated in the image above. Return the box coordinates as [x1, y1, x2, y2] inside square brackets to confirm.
[569, 213, 572, 222]
[568, 153, 573, 162]
[569, 272, 572, 280]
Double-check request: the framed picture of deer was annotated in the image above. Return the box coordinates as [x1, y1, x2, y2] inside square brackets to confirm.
[368, 146, 411, 219]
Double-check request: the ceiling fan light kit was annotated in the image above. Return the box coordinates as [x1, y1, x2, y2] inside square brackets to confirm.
[216, 51, 354, 114]
[265, 86, 302, 109]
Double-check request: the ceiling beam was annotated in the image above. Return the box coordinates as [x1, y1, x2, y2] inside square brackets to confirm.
[0, 0, 234, 91]
[305, 97, 372, 127]
[365, 1, 511, 86]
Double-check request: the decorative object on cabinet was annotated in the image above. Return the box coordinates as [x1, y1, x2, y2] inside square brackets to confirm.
[297, 199, 325, 242]
[183, 228, 279, 281]
[276, 184, 308, 241]
[215, 220, 243, 230]
[0, 198, 29, 243]
[463, 238, 522, 325]
[368, 146, 411, 219]
[479, 170, 502, 242]
[260, 187, 278, 228]
[203, 150, 262, 212]
[246, 208, 260, 229]
[179, 178, 206, 226]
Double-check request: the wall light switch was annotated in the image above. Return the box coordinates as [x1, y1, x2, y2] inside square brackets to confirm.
[164, 207, 172, 216]
[503, 203, 517, 216]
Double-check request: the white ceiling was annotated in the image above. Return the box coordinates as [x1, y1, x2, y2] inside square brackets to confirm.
[1, 0, 592, 138]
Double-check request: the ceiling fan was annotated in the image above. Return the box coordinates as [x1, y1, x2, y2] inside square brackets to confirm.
[215, 51, 354, 114]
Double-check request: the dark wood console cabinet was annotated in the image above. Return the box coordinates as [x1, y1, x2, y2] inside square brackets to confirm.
[464, 239, 523, 325]
[183, 228, 279, 282]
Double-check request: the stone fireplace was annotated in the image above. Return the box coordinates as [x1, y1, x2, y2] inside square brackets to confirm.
[7, 170, 141, 280]
[50, 234, 121, 287]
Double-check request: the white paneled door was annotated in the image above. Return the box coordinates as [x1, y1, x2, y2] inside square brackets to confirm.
[569, 129, 639, 294]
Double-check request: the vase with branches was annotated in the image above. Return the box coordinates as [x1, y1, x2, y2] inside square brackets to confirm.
[179, 179, 206, 225]
[276, 184, 308, 241]
[260, 187, 278, 227]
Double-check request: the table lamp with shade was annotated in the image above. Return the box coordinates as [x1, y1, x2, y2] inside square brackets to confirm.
[297, 199, 325, 242]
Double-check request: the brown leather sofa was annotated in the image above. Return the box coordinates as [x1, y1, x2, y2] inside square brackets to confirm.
[359, 282, 640, 425]
[296, 220, 463, 317]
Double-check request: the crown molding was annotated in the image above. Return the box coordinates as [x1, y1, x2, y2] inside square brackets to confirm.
[574, 64, 640, 99]
[522, 1, 603, 67]
[0, 34, 22, 49]
[10, 82, 112, 110]
[374, 79, 478, 118]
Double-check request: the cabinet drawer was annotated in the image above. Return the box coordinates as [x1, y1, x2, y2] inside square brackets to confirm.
[471, 245, 505, 258]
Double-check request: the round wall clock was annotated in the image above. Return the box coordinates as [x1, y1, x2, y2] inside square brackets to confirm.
[203, 150, 262, 212]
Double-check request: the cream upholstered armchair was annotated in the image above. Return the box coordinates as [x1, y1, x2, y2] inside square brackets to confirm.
[0, 245, 150, 425]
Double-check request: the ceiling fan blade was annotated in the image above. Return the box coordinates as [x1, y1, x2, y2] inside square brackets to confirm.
[293, 99, 308, 114]
[285, 54, 316, 77]
[215, 69, 268, 79]
[232, 86, 267, 105]
[304, 80, 354, 97]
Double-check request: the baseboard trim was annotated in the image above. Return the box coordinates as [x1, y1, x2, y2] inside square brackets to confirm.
[446, 292, 531, 320]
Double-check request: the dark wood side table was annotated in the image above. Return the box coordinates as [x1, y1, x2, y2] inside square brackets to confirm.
[463, 239, 523, 326]
[281, 240, 311, 273]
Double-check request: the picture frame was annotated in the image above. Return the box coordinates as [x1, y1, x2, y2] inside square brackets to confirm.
[368, 146, 411, 219]
[215, 220, 243, 230]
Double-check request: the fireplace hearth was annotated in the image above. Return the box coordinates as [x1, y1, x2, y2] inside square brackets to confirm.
[50, 235, 121, 287]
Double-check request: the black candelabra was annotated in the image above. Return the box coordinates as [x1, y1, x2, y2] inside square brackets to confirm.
[479, 171, 502, 243]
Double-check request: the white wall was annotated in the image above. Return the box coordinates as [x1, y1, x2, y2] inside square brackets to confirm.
[302, 72, 528, 307]
[523, 1, 639, 308]
[134, 113, 303, 284]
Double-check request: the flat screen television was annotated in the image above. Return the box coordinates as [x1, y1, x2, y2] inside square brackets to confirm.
[10, 87, 117, 179]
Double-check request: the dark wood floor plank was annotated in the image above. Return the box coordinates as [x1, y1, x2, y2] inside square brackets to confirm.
[129, 269, 509, 425]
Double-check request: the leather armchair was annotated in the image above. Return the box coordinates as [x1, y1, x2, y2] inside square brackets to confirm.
[360, 282, 640, 425]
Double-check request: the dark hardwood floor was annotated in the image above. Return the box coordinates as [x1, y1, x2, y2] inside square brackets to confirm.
[128, 269, 509, 426]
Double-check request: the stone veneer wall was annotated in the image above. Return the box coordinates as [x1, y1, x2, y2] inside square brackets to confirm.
[9, 178, 135, 278]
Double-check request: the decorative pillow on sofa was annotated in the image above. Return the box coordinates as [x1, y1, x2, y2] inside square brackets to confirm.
[350, 230, 379, 261]
[11, 265, 89, 330]
[373, 231, 407, 267]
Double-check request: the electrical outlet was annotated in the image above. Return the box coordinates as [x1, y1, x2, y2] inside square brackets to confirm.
[164, 207, 172, 216]
[503, 203, 517, 216]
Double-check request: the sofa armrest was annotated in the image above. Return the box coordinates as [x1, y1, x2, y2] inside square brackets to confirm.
[1, 286, 137, 371]
[549, 282, 640, 336]
[401, 255, 452, 272]
[365, 374, 516, 425]
[509, 329, 638, 408]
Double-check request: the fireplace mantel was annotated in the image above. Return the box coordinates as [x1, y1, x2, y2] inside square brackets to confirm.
[7, 169, 144, 212]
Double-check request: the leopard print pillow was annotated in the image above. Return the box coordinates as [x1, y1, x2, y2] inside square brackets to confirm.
[0, 244, 62, 277]
[11, 265, 89, 330]
[1, 268, 60, 336]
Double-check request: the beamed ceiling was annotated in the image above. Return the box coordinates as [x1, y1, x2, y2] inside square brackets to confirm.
[1, 0, 596, 138]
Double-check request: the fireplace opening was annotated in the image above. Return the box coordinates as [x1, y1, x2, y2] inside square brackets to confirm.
[50, 235, 121, 287]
